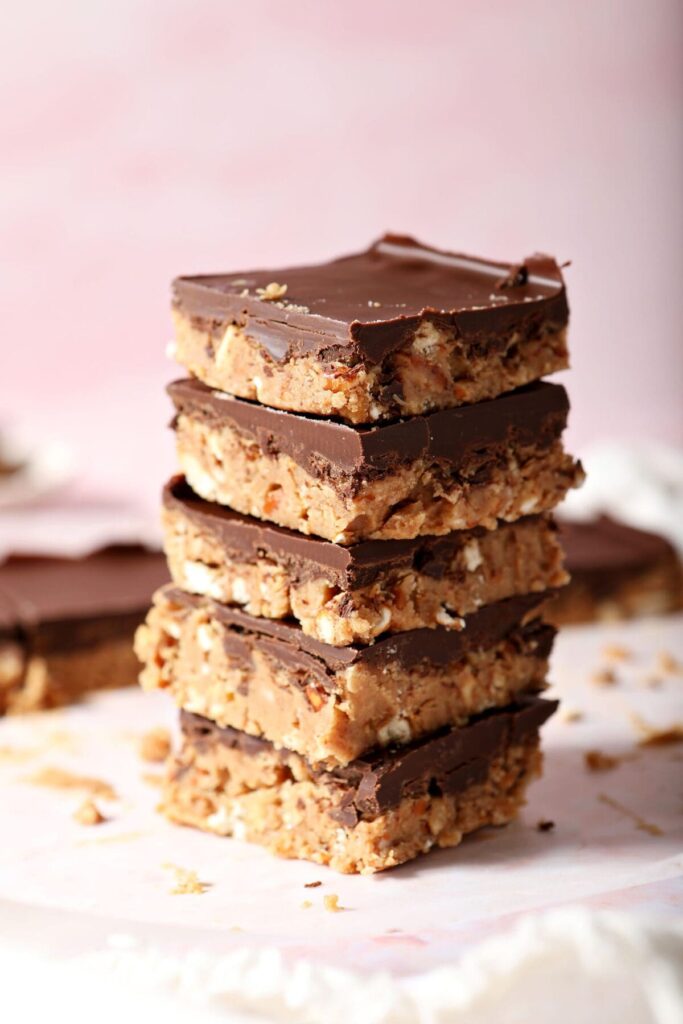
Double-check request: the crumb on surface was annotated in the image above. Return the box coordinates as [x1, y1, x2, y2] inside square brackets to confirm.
[585, 750, 620, 772]
[656, 651, 682, 676]
[601, 644, 632, 662]
[598, 793, 663, 836]
[139, 727, 171, 764]
[163, 862, 211, 895]
[141, 772, 164, 788]
[591, 667, 617, 686]
[643, 674, 663, 689]
[324, 893, 342, 913]
[304, 880, 322, 888]
[24, 766, 117, 801]
[537, 819, 555, 832]
[301, 900, 313, 910]
[632, 714, 683, 747]
[74, 799, 107, 826]
[256, 282, 287, 302]
[561, 708, 584, 723]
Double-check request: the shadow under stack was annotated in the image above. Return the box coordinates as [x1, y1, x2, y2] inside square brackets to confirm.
[135, 235, 583, 873]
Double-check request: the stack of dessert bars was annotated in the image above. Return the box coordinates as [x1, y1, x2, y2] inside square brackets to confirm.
[135, 235, 583, 874]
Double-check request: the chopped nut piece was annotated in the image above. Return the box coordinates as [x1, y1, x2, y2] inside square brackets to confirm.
[256, 282, 287, 302]
[536, 819, 555, 832]
[304, 880, 322, 888]
[323, 893, 342, 913]
[139, 727, 172, 764]
[601, 644, 632, 662]
[164, 862, 210, 895]
[74, 799, 107, 825]
[591, 667, 617, 686]
[584, 750, 619, 772]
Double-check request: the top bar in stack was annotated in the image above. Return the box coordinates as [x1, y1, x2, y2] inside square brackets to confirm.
[170, 234, 569, 425]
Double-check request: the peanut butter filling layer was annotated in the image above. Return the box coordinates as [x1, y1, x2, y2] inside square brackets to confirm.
[173, 310, 567, 425]
[163, 484, 567, 645]
[135, 586, 553, 766]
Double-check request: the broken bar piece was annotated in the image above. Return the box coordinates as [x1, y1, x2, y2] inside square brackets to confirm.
[135, 586, 555, 766]
[171, 235, 568, 425]
[163, 696, 558, 873]
[163, 475, 568, 645]
[0, 546, 168, 714]
[169, 378, 583, 544]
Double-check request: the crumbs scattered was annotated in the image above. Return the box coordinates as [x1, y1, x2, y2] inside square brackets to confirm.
[602, 644, 632, 662]
[367, 300, 381, 307]
[561, 707, 584, 724]
[323, 893, 342, 913]
[256, 282, 287, 302]
[536, 819, 555, 832]
[598, 793, 663, 836]
[585, 750, 620, 772]
[591, 667, 617, 686]
[0, 745, 37, 764]
[24, 767, 117, 801]
[301, 900, 313, 910]
[642, 674, 663, 689]
[163, 863, 211, 895]
[304, 880, 322, 889]
[74, 799, 107, 826]
[631, 714, 683, 747]
[656, 651, 682, 676]
[140, 772, 164, 788]
[139, 727, 171, 764]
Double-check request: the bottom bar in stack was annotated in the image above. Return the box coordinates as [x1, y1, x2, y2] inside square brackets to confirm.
[163, 696, 557, 874]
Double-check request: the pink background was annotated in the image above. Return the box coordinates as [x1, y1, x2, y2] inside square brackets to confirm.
[1, 0, 682, 515]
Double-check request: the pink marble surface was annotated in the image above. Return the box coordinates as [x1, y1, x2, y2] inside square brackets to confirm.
[1, 1, 682, 516]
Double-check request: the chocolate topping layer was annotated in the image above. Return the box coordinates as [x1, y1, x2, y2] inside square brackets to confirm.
[164, 475, 551, 589]
[173, 235, 568, 364]
[0, 546, 168, 653]
[560, 517, 678, 579]
[168, 379, 570, 480]
[163, 585, 555, 689]
[180, 695, 558, 820]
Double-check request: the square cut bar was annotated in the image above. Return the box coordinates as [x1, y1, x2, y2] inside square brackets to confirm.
[0, 546, 168, 714]
[163, 696, 558, 873]
[171, 235, 569, 425]
[549, 516, 683, 625]
[135, 585, 555, 767]
[169, 378, 583, 544]
[163, 476, 568, 645]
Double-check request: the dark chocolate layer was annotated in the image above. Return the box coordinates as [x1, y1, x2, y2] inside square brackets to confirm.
[163, 584, 555, 690]
[173, 235, 568, 365]
[164, 475, 551, 590]
[0, 546, 168, 654]
[560, 517, 680, 597]
[169, 378, 569, 482]
[180, 695, 558, 821]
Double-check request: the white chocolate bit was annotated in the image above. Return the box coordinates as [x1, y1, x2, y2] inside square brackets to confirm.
[520, 496, 540, 515]
[378, 716, 412, 745]
[436, 607, 465, 629]
[370, 607, 392, 636]
[206, 806, 231, 832]
[182, 455, 218, 501]
[231, 577, 250, 605]
[316, 613, 337, 645]
[462, 539, 483, 572]
[183, 560, 217, 596]
[197, 624, 213, 652]
[215, 324, 240, 366]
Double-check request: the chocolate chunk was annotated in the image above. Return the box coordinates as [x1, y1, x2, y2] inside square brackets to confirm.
[168, 379, 570, 483]
[173, 235, 568, 365]
[180, 695, 558, 820]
